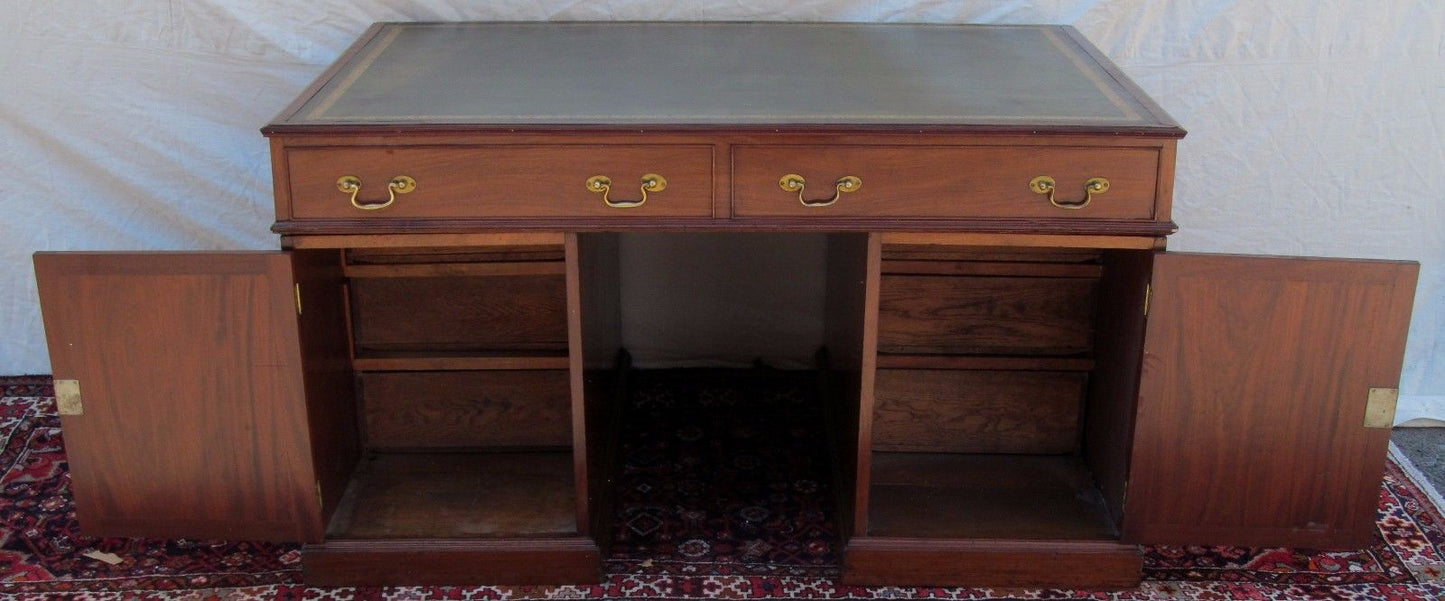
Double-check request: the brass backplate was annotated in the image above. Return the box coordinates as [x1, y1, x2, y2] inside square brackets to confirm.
[55, 379, 83, 416]
[1363, 388, 1399, 429]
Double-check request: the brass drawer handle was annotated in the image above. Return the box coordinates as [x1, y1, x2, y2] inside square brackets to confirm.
[1028, 175, 1109, 210]
[337, 175, 416, 210]
[779, 174, 862, 207]
[586, 173, 666, 208]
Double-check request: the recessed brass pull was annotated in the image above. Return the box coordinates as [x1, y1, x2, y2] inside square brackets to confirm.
[779, 174, 862, 207]
[1028, 175, 1109, 210]
[336, 175, 416, 210]
[586, 173, 665, 208]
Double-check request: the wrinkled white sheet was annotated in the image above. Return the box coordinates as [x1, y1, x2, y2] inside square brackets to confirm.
[2, 1, 1441, 423]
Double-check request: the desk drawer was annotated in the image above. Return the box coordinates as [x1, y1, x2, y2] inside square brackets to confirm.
[286, 146, 713, 219]
[732, 146, 1158, 218]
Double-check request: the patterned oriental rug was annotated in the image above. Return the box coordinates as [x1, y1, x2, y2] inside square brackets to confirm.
[2, 373, 1444, 600]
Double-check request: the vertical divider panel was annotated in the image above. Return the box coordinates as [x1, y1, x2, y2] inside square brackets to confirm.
[564, 234, 589, 534]
[850, 234, 883, 535]
[1082, 250, 1153, 525]
[821, 234, 868, 542]
[569, 233, 625, 545]
[292, 249, 362, 534]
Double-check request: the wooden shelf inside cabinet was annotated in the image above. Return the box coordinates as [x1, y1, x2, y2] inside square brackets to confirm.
[352, 349, 570, 371]
[343, 262, 566, 278]
[874, 354, 1095, 372]
[345, 246, 566, 265]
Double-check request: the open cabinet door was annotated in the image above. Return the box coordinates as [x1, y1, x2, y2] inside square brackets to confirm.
[1122, 253, 1417, 548]
[34, 252, 326, 542]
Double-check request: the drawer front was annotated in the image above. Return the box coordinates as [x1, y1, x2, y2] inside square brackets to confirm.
[733, 145, 1158, 218]
[287, 145, 713, 219]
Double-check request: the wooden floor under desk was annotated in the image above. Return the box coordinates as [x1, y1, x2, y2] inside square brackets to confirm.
[327, 451, 577, 539]
[868, 453, 1117, 541]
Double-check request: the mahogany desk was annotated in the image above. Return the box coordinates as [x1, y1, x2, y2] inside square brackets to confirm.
[34, 22, 1418, 588]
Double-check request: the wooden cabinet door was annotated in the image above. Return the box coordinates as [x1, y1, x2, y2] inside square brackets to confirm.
[34, 252, 324, 542]
[1123, 253, 1417, 548]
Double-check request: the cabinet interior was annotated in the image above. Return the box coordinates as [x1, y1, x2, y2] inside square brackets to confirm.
[326, 244, 584, 541]
[303, 239, 1151, 548]
[864, 246, 1149, 542]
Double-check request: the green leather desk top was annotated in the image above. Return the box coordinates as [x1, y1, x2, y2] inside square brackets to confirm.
[270, 22, 1180, 134]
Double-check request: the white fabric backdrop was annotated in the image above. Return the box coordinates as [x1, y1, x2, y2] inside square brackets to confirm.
[3, 1, 1442, 423]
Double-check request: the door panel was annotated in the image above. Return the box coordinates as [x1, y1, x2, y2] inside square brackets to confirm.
[1124, 253, 1416, 548]
[290, 249, 360, 535]
[34, 252, 322, 542]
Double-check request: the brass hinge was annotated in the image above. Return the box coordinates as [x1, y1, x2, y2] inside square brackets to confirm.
[55, 379, 83, 416]
[1143, 284, 1151, 316]
[294, 283, 303, 316]
[1363, 388, 1399, 428]
[315, 480, 324, 511]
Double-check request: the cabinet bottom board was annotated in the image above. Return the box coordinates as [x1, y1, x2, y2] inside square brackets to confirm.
[326, 451, 578, 539]
[868, 452, 1117, 540]
[303, 537, 602, 586]
[843, 537, 1142, 588]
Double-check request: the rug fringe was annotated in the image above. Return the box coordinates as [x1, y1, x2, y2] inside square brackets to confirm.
[1390, 441, 1445, 515]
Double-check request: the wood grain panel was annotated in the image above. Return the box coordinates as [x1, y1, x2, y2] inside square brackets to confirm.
[345, 261, 565, 278]
[350, 273, 567, 351]
[852, 234, 883, 534]
[822, 234, 873, 541]
[1124, 253, 1418, 548]
[347, 246, 564, 264]
[867, 453, 1115, 540]
[351, 350, 570, 372]
[844, 537, 1141, 588]
[882, 260, 1101, 277]
[876, 354, 1094, 372]
[326, 451, 576, 538]
[877, 275, 1098, 355]
[360, 371, 572, 449]
[287, 232, 566, 249]
[287, 145, 713, 219]
[303, 538, 601, 586]
[882, 246, 1102, 263]
[291, 250, 361, 534]
[873, 370, 1086, 454]
[1083, 250, 1152, 525]
[275, 216, 1178, 238]
[878, 232, 1161, 250]
[33, 252, 320, 542]
[574, 233, 624, 542]
[734, 145, 1158, 218]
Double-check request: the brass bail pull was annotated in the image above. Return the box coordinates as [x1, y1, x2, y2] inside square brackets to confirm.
[586, 174, 666, 208]
[1028, 175, 1109, 210]
[337, 175, 416, 210]
[779, 174, 862, 207]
